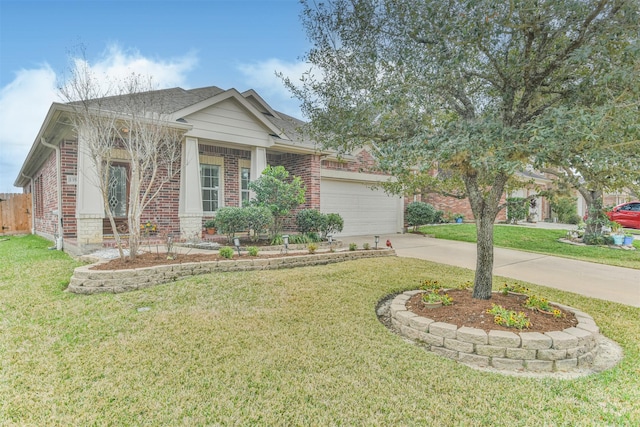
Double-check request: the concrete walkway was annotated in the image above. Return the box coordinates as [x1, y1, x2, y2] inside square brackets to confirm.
[347, 228, 640, 308]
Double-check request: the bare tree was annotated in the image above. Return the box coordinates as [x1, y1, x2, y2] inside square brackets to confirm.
[60, 57, 187, 260]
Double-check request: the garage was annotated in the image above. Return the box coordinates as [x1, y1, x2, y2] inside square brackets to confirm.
[320, 176, 403, 237]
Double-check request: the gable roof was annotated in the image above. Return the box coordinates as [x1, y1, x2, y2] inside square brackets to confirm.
[14, 85, 320, 187]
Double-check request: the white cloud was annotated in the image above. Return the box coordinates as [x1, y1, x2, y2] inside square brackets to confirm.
[238, 58, 311, 119]
[0, 45, 197, 193]
[0, 66, 58, 192]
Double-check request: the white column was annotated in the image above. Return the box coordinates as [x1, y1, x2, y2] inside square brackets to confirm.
[76, 130, 105, 245]
[179, 137, 203, 238]
[251, 146, 267, 179]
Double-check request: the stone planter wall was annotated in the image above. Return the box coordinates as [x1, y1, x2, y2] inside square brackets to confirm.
[390, 290, 601, 372]
[68, 249, 394, 294]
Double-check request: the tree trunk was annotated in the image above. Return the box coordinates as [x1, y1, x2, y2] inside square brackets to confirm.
[473, 214, 495, 299]
[463, 171, 508, 300]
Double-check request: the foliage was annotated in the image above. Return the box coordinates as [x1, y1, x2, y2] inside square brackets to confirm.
[218, 246, 234, 259]
[487, 305, 531, 330]
[271, 234, 284, 246]
[363, 243, 370, 250]
[59, 61, 187, 261]
[249, 166, 306, 237]
[203, 219, 216, 229]
[296, 209, 326, 234]
[420, 279, 443, 291]
[524, 295, 564, 318]
[214, 207, 248, 243]
[500, 283, 530, 296]
[320, 213, 344, 238]
[549, 196, 581, 225]
[421, 290, 453, 306]
[247, 246, 259, 257]
[406, 202, 440, 230]
[584, 198, 612, 243]
[506, 198, 529, 224]
[348, 243, 357, 251]
[285, 0, 639, 300]
[307, 243, 318, 254]
[244, 206, 274, 242]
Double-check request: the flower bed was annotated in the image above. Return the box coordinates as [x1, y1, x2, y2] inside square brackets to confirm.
[389, 290, 601, 372]
[68, 249, 395, 294]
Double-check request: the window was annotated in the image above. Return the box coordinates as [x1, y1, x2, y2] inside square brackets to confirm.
[240, 167, 250, 206]
[107, 165, 128, 217]
[201, 164, 220, 212]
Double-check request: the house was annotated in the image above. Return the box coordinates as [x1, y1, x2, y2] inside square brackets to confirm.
[14, 86, 404, 255]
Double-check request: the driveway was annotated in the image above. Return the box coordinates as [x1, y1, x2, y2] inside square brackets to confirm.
[347, 231, 640, 308]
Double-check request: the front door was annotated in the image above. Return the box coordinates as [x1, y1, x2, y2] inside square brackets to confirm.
[104, 164, 129, 234]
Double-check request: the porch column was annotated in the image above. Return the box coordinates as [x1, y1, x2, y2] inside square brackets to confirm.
[179, 137, 203, 238]
[76, 130, 104, 246]
[251, 146, 267, 179]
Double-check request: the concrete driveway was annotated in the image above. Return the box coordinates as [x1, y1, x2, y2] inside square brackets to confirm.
[347, 231, 640, 308]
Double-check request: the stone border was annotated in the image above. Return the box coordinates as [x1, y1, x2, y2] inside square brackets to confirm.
[390, 290, 601, 373]
[68, 249, 395, 294]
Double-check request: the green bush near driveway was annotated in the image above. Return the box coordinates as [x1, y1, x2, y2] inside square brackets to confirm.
[0, 235, 638, 425]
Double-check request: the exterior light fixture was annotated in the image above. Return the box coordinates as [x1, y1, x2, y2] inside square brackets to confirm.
[374, 235, 380, 249]
[282, 234, 289, 253]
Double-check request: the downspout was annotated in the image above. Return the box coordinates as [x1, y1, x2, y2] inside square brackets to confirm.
[20, 173, 35, 234]
[40, 138, 63, 250]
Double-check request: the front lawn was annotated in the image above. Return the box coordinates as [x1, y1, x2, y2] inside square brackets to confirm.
[1, 235, 639, 425]
[417, 224, 640, 269]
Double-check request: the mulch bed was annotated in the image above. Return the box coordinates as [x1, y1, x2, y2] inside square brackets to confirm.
[406, 289, 578, 333]
[90, 250, 303, 271]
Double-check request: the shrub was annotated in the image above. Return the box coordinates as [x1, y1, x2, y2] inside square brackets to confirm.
[289, 234, 310, 244]
[406, 202, 439, 230]
[506, 197, 528, 224]
[219, 246, 234, 259]
[321, 213, 344, 238]
[550, 196, 579, 224]
[249, 166, 306, 237]
[296, 209, 326, 234]
[349, 243, 357, 251]
[486, 304, 531, 330]
[307, 243, 318, 254]
[214, 207, 248, 242]
[363, 243, 370, 250]
[247, 246, 259, 256]
[244, 206, 273, 242]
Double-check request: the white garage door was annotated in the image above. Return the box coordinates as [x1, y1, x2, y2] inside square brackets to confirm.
[320, 178, 403, 236]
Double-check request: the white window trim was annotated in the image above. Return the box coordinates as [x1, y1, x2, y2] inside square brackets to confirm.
[239, 159, 251, 207]
[199, 155, 224, 214]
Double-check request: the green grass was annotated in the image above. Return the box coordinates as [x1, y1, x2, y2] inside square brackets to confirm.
[417, 224, 640, 269]
[1, 235, 639, 425]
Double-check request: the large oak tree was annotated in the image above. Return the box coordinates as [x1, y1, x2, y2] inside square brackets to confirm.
[285, 0, 639, 299]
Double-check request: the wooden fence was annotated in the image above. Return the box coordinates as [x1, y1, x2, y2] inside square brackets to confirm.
[0, 193, 32, 235]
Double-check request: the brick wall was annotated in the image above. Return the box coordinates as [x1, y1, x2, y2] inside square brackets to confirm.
[140, 160, 182, 236]
[61, 140, 78, 238]
[33, 151, 58, 235]
[199, 144, 251, 210]
[322, 149, 387, 175]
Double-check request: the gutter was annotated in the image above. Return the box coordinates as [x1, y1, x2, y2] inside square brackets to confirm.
[39, 138, 63, 250]
[20, 173, 35, 234]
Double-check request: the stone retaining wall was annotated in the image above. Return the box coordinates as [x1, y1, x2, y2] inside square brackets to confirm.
[68, 249, 395, 294]
[390, 290, 600, 372]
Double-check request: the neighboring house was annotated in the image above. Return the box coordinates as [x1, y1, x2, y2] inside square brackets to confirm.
[14, 86, 404, 255]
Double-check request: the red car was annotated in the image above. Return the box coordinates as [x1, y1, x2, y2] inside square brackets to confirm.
[607, 201, 640, 229]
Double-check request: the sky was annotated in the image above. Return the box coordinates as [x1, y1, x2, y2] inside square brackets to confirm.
[0, 0, 312, 193]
